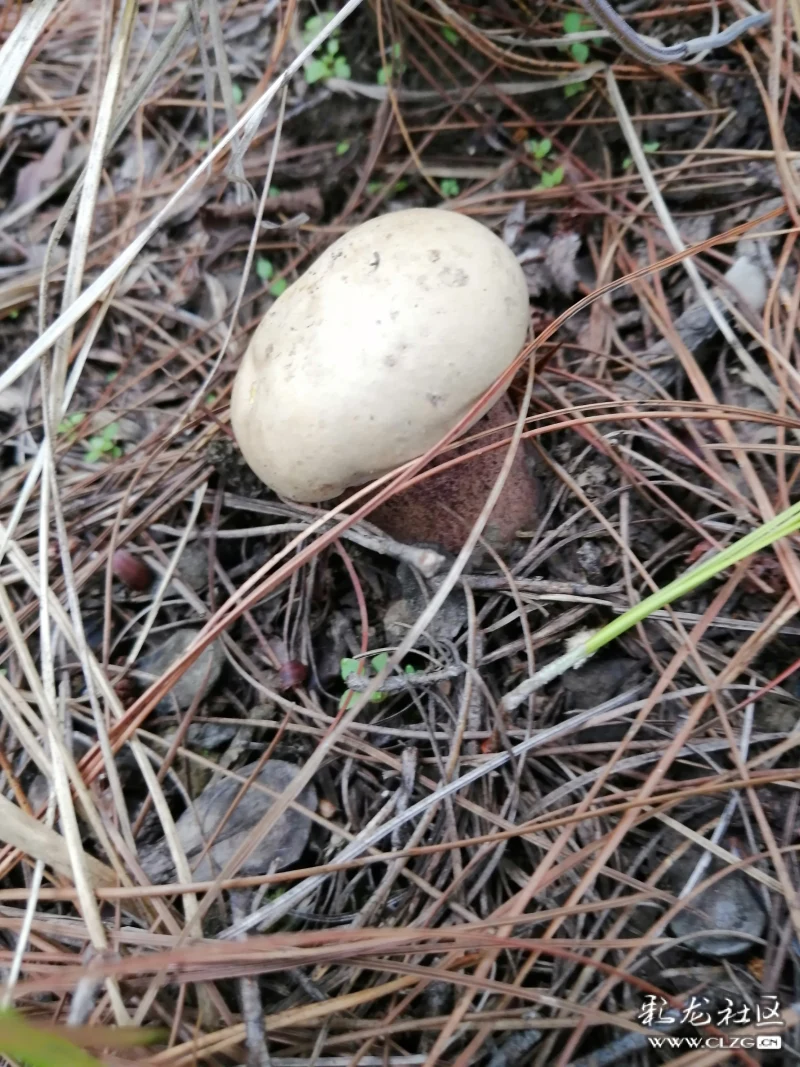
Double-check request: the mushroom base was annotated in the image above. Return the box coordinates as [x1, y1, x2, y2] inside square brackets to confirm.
[371, 395, 539, 562]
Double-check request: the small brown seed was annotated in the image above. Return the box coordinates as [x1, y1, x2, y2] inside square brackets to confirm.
[112, 548, 152, 591]
[277, 660, 308, 689]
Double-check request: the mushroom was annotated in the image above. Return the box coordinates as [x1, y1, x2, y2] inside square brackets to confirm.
[230, 208, 529, 502]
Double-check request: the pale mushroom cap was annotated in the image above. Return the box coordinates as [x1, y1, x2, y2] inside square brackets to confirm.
[230, 207, 530, 502]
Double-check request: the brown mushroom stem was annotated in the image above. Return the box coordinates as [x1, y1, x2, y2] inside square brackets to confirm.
[371, 394, 538, 561]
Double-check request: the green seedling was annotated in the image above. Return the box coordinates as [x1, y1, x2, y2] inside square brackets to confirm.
[571, 41, 590, 63]
[525, 137, 552, 160]
[339, 651, 416, 707]
[564, 81, 586, 98]
[84, 422, 122, 463]
[58, 411, 85, 437]
[441, 25, 460, 45]
[303, 13, 351, 83]
[336, 140, 350, 156]
[377, 42, 405, 85]
[256, 256, 274, 282]
[439, 178, 460, 198]
[538, 165, 565, 189]
[255, 258, 287, 296]
[562, 10, 583, 34]
[561, 10, 600, 95]
[622, 141, 660, 170]
[232, 83, 243, 105]
[303, 11, 337, 43]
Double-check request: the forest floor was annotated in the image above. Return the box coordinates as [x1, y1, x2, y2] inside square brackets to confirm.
[0, 1, 798, 1065]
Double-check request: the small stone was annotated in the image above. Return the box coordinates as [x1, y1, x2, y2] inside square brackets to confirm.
[184, 721, 240, 748]
[561, 657, 641, 710]
[174, 540, 211, 591]
[137, 628, 224, 711]
[139, 759, 317, 883]
[669, 868, 765, 957]
[384, 562, 467, 644]
[724, 255, 767, 315]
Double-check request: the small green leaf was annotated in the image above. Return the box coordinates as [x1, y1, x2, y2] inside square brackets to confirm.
[269, 277, 288, 297]
[439, 178, 460, 198]
[268, 184, 281, 196]
[304, 58, 330, 84]
[84, 438, 105, 462]
[206, 392, 217, 405]
[326, 37, 339, 55]
[525, 137, 552, 160]
[8, 309, 19, 319]
[340, 657, 360, 682]
[367, 180, 383, 194]
[333, 55, 351, 79]
[336, 140, 350, 156]
[102, 422, 119, 442]
[542, 165, 565, 188]
[563, 80, 586, 98]
[441, 25, 459, 45]
[304, 14, 323, 36]
[58, 412, 85, 434]
[256, 257, 274, 282]
[570, 41, 590, 63]
[642, 141, 660, 153]
[394, 179, 408, 192]
[404, 663, 417, 674]
[622, 155, 632, 170]
[303, 11, 336, 44]
[371, 652, 389, 673]
[562, 11, 583, 35]
[377, 63, 391, 85]
[369, 690, 386, 703]
[392, 41, 402, 59]
[231, 83, 243, 105]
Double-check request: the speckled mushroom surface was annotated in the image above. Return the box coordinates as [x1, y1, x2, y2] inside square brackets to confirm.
[231, 207, 530, 502]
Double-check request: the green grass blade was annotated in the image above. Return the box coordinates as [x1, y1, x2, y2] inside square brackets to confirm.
[0, 1010, 106, 1067]
[585, 500, 800, 655]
